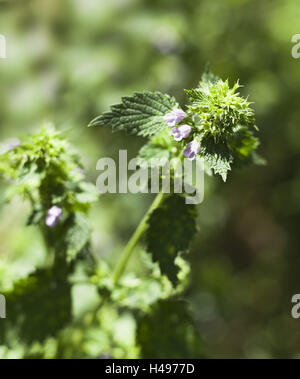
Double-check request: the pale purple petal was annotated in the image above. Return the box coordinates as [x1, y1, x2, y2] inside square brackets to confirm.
[164, 108, 187, 127]
[46, 206, 62, 227]
[183, 140, 200, 161]
[171, 124, 191, 142]
[46, 215, 58, 228]
[177, 124, 191, 139]
[171, 127, 183, 141]
[48, 206, 62, 218]
[164, 113, 177, 127]
[172, 108, 186, 123]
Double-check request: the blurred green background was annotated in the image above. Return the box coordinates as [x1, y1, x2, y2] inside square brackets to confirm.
[1, 0, 300, 358]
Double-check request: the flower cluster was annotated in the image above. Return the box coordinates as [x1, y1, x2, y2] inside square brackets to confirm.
[185, 79, 255, 140]
[164, 108, 200, 161]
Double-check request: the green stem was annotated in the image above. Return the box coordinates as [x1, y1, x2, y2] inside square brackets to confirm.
[112, 191, 166, 285]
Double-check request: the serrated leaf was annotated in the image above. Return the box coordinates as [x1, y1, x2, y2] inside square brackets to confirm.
[110, 274, 169, 312]
[186, 79, 255, 142]
[0, 267, 72, 345]
[52, 213, 91, 262]
[64, 213, 91, 262]
[227, 125, 264, 168]
[146, 195, 197, 286]
[27, 207, 44, 226]
[89, 91, 177, 137]
[139, 142, 170, 162]
[200, 134, 233, 182]
[138, 129, 176, 168]
[136, 297, 203, 358]
[75, 182, 99, 204]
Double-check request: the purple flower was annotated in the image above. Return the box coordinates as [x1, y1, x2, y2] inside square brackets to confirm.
[171, 124, 191, 142]
[183, 140, 201, 161]
[46, 206, 62, 228]
[0, 138, 22, 154]
[164, 108, 187, 127]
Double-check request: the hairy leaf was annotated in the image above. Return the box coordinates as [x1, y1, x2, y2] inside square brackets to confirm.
[138, 129, 178, 168]
[0, 267, 72, 345]
[89, 91, 177, 137]
[138, 141, 170, 167]
[228, 125, 261, 166]
[200, 134, 233, 182]
[186, 79, 255, 140]
[63, 213, 91, 262]
[136, 297, 203, 358]
[146, 195, 197, 286]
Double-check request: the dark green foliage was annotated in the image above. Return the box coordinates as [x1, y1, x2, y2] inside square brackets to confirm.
[186, 76, 259, 181]
[228, 125, 263, 167]
[0, 127, 97, 355]
[1, 0, 297, 359]
[0, 68, 262, 358]
[200, 134, 233, 182]
[137, 298, 203, 358]
[186, 79, 255, 138]
[200, 124, 263, 181]
[146, 195, 197, 286]
[89, 91, 177, 137]
[138, 129, 178, 168]
[0, 126, 97, 262]
[0, 267, 72, 345]
[91, 72, 261, 182]
[46, 213, 91, 262]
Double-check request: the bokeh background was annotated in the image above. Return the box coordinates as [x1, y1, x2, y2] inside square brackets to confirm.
[1, 0, 300, 358]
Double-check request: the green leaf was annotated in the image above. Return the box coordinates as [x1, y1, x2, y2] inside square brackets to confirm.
[227, 125, 262, 167]
[138, 142, 170, 167]
[89, 91, 178, 137]
[64, 213, 91, 262]
[136, 297, 203, 358]
[186, 79, 255, 140]
[110, 274, 170, 312]
[146, 195, 197, 286]
[27, 206, 44, 226]
[200, 134, 233, 182]
[138, 129, 177, 168]
[0, 267, 72, 345]
[75, 182, 99, 205]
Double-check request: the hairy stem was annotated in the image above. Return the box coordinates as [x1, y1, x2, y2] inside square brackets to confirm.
[113, 191, 166, 285]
